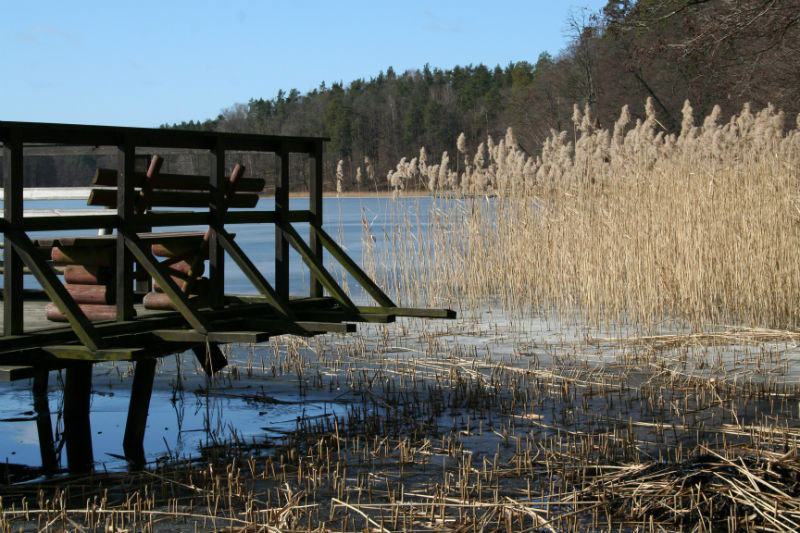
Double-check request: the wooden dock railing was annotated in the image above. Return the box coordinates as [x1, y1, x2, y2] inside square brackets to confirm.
[0, 121, 455, 474]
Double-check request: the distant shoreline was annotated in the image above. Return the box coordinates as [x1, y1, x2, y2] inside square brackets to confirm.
[261, 190, 432, 199]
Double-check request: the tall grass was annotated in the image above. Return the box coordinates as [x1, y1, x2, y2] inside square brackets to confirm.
[378, 100, 800, 330]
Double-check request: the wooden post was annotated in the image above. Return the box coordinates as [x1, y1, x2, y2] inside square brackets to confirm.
[123, 358, 156, 466]
[309, 141, 324, 298]
[64, 363, 94, 474]
[209, 141, 225, 309]
[275, 144, 290, 301]
[3, 132, 24, 335]
[116, 139, 135, 321]
[33, 370, 57, 474]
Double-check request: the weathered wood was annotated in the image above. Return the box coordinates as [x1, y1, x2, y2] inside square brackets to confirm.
[208, 143, 225, 309]
[64, 363, 93, 473]
[42, 344, 148, 361]
[4, 135, 24, 336]
[0, 365, 37, 381]
[215, 229, 293, 319]
[312, 225, 396, 308]
[88, 189, 259, 209]
[358, 306, 457, 319]
[275, 145, 290, 300]
[245, 318, 356, 335]
[117, 140, 136, 322]
[123, 358, 156, 466]
[51, 245, 114, 266]
[64, 265, 112, 285]
[92, 168, 265, 192]
[192, 342, 227, 376]
[6, 228, 103, 350]
[33, 370, 57, 474]
[310, 142, 324, 298]
[64, 284, 115, 304]
[123, 232, 209, 334]
[279, 222, 357, 311]
[45, 301, 134, 322]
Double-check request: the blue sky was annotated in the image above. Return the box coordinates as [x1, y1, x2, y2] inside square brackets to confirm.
[1, 1, 609, 128]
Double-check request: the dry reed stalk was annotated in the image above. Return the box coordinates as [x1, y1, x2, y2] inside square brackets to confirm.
[381, 100, 800, 331]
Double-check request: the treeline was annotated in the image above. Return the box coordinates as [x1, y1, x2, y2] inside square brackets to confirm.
[163, 0, 799, 192]
[6, 0, 798, 189]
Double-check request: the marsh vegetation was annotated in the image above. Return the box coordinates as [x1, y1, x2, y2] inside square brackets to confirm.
[3, 100, 800, 532]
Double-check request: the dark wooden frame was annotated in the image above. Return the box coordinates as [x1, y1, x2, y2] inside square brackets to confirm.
[0, 120, 454, 473]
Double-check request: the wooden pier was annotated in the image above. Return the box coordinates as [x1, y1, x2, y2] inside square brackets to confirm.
[0, 121, 455, 474]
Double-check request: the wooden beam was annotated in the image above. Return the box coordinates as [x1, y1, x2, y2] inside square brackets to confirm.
[312, 226, 396, 308]
[33, 370, 57, 474]
[116, 140, 136, 321]
[309, 142, 324, 298]
[215, 229, 294, 319]
[3, 134, 23, 336]
[122, 231, 209, 334]
[358, 306, 457, 319]
[279, 222, 358, 311]
[64, 363, 93, 474]
[5, 228, 103, 350]
[208, 141, 225, 309]
[42, 345, 148, 361]
[275, 145, 290, 300]
[123, 358, 156, 467]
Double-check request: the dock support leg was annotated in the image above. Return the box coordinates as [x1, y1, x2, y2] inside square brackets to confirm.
[123, 358, 156, 467]
[191, 342, 228, 376]
[33, 370, 57, 474]
[64, 363, 94, 474]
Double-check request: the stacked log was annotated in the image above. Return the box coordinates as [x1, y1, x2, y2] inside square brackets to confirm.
[45, 249, 136, 322]
[142, 249, 209, 311]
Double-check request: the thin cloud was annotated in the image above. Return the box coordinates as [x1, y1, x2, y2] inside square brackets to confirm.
[21, 25, 78, 45]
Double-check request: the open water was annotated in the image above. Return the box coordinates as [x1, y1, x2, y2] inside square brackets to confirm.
[0, 196, 434, 475]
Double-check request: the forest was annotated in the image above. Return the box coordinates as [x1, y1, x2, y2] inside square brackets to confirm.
[7, 0, 799, 190]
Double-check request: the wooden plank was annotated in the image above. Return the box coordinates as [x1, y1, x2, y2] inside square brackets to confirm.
[279, 222, 358, 311]
[88, 189, 259, 208]
[0, 187, 93, 201]
[22, 213, 119, 232]
[298, 310, 396, 324]
[42, 345, 148, 361]
[245, 319, 356, 335]
[92, 168, 265, 192]
[36, 231, 206, 249]
[3, 135, 24, 336]
[358, 306, 457, 319]
[312, 226, 396, 308]
[0, 365, 37, 382]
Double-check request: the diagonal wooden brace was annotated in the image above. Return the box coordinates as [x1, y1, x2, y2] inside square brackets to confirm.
[5, 227, 103, 351]
[278, 222, 358, 311]
[122, 231, 209, 334]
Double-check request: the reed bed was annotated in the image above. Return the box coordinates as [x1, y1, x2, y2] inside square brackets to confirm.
[4, 100, 800, 532]
[3, 314, 800, 532]
[375, 100, 800, 330]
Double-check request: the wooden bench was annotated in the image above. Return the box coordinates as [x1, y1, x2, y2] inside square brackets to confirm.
[38, 157, 263, 321]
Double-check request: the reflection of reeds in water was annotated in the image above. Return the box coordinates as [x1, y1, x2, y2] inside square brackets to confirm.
[379, 100, 800, 330]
